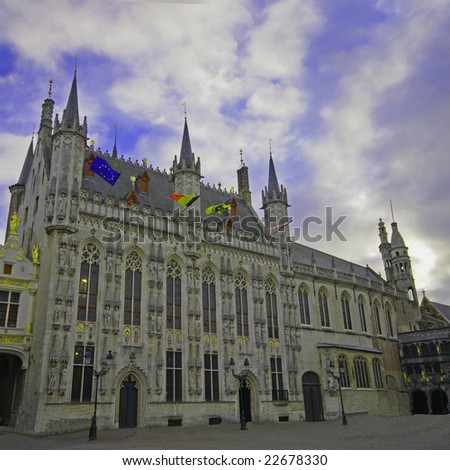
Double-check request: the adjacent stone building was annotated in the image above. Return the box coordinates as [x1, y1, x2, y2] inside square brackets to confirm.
[0, 72, 420, 433]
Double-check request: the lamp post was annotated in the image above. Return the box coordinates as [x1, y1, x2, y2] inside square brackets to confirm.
[230, 357, 250, 430]
[329, 359, 348, 425]
[85, 349, 114, 441]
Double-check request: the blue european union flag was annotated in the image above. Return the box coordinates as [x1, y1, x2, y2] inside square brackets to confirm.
[90, 156, 120, 185]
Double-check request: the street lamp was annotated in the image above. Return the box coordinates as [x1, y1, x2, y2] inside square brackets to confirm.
[85, 349, 114, 440]
[230, 357, 250, 430]
[329, 359, 348, 425]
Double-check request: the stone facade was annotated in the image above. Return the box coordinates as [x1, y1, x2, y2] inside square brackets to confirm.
[0, 73, 421, 433]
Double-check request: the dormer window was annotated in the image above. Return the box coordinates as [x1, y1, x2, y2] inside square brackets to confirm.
[3, 263, 13, 275]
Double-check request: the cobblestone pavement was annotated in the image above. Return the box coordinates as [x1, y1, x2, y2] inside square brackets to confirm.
[1, 414, 450, 450]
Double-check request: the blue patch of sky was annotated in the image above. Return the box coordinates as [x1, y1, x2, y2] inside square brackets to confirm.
[298, 0, 390, 138]
[220, 98, 248, 119]
[0, 43, 17, 76]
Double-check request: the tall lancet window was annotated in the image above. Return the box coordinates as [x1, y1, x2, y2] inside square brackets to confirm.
[265, 278, 279, 339]
[202, 266, 216, 333]
[341, 291, 352, 330]
[77, 243, 100, 322]
[166, 259, 182, 330]
[124, 251, 142, 326]
[318, 288, 330, 328]
[298, 284, 311, 325]
[234, 272, 249, 337]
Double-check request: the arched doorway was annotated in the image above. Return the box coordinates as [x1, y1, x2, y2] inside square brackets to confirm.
[302, 371, 324, 422]
[411, 389, 429, 414]
[119, 374, 138, 428]
[0, 354, 24, 427]
[431, 388, 448, 414]
[240, 378, 252, 423]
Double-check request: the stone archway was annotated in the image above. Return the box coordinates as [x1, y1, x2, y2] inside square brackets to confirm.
[302, 371, 324, 422]
[0, 353, 24, 427]
[119, 374, 139, 428]
[115, 368, 147, 428]
[411, 389, 429, 414]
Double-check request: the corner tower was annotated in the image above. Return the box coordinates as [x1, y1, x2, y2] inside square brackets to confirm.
[378, 218, 418, 303]
[261, 150, 290, 237]
[171, 117, 202, 198]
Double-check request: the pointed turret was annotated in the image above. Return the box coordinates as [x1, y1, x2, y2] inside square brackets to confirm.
[17, 137, 35, 186]
[112, 124, 118, 159]
[172, 115, 202, 199]
[62, 71, 79, 129]
[180, 117, 194, 166]
[377, 216, 417, 303]
[267, 152, 280, 197]
[261, 149, 290, 236]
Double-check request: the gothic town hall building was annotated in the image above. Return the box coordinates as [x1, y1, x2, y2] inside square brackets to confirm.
[0, 73, 420, 433]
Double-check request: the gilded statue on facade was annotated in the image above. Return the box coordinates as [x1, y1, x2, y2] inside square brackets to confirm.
[10, 212, 20, 234]
[32, 243, 40, 265]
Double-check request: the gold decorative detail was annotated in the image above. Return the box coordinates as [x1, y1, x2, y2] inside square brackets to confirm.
[0, 278, 30, 288]
[25, 323, 32, 334]
[10, 213, 20, 235]
[32, 244, 40, 265]
[0, 334, 23, 344]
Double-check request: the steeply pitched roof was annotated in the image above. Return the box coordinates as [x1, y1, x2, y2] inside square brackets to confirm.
[16, 137, 34, 186]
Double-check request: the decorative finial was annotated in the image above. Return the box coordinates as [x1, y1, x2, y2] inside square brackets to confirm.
[182, 102, 187, 118]
[90, 139, 95, 148]
[390, 199, 395, 223]
[240, 149, 244, 166]
[269, 138, 272, 156]
[130, 175, 136, 189]
[73, 54, 78, 74]
[142, 157, 148, 167]
[48, 78, 53, 97]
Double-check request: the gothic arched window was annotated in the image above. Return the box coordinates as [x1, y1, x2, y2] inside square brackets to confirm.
[338, 355, 351, 388]
[299, 284, 311, 325]
[354, 357, 370, 388]
[374, 301, 383, 336]
[235, 272, 249, 337]
[124, 251, 142, 326]
[166, 259, 182, 330]
[318, 288, 330, 328]
[77, 243, 100, 322]
[358, 296, 367, 332]
[265, 278, 279, 339]
[202, 266, 216, 333]
[373, 358, 384, 389]
[341, 291, 352, 330]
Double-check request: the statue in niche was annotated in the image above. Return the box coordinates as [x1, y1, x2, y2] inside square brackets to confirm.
[115, 256, 122, 276]
[58, 245, 66, 268]
[156, 315, 163, 334]
[32, 244, 40, 265]
[69, 194, 78, 220]
[59, 364, 68, 391]
[156, 368, 163, 389]
[69, 248, 77, 269]
[148, 312, 155, 334]
[47, 194, 54, 219]
[48, 364, 57, 389]
[103, 305, 111, 328]
[106, 252, 114, 274]
[53, 304, 61, 324]
[64, 305, 72, 324]
[58, 192, 66, 216]
[112, 306, 120, 330]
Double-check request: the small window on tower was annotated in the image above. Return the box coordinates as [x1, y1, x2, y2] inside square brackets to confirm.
[3, 263, 13, 275]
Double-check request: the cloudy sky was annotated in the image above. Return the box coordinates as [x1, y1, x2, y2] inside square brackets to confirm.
[0, 0, 449, 304]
